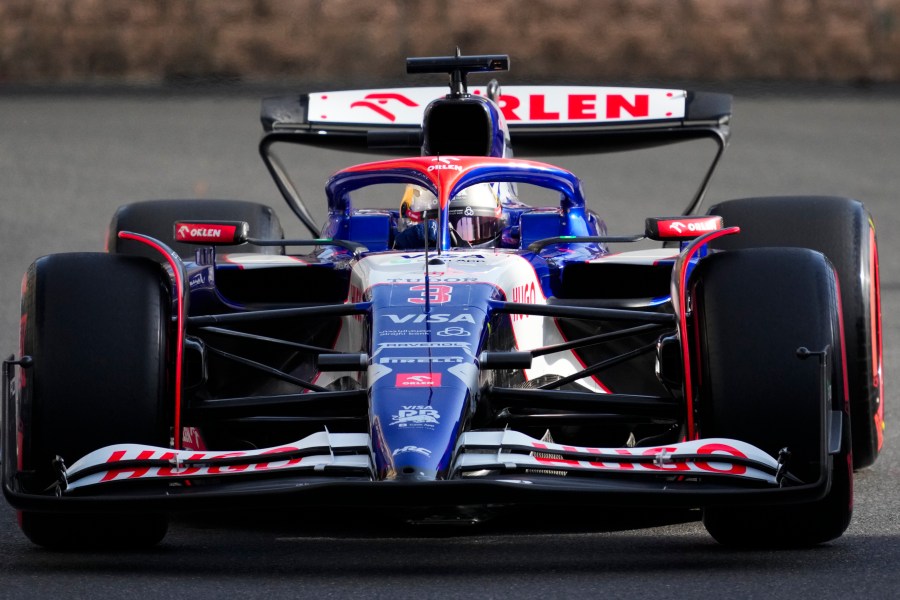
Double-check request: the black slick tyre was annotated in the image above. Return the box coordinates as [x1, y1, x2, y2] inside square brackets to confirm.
[108, 199, 284, 259]
[692, 248, 852, 548]
[708, 196, 883, 469]
[18, 253, 171, 549]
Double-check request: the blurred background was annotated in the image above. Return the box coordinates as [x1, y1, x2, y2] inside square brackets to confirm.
[2, 0, 899, 88]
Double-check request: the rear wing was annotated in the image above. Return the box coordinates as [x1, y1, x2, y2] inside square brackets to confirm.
[259, 85, 732, 236]
[261, 85, 731, 152]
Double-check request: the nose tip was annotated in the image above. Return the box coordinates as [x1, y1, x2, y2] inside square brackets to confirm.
[390, 466, 439, 481]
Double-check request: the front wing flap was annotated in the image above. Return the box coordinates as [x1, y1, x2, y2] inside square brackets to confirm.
[55, 431, 788, 494]
[453, 431, 781, 483]
[63, 432, 374, 491]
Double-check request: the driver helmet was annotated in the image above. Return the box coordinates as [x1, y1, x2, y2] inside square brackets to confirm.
[448, 183, 503, 245]
[399, 184, 433, 228]
[399, 183, 503, 245]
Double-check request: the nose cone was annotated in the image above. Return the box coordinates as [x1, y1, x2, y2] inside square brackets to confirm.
[366, 279, 501, 481]
[371, 367, 477, 481]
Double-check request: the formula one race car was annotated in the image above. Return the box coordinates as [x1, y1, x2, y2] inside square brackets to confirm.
[3, 53, 884, 549]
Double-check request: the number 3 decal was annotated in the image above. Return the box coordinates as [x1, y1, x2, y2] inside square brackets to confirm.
[408, 285, 452, 304]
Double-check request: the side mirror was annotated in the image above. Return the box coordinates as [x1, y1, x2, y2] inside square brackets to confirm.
[173, 221, 249, 245]
[644, 216, 723, 241]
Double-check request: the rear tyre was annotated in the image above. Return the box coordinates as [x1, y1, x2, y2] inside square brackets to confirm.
[693, 248, 852, 548]
[708, 196, 883, 469]
[18, 253, 171, 549]
[108, 199, 284, 259]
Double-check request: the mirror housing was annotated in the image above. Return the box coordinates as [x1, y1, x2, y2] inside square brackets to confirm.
[174, 221, 249, 245]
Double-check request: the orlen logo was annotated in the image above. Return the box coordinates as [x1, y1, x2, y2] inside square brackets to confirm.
[396, 373, 442, 388]
[497, 93, 652, 121]
[349, 93, 418, 122]
[177, 225, 224, 239]
[665, 219, 719, 234]
[427, 157, 462, 173]
[647, 216, 723, 240]
[174, 221, 242, 244]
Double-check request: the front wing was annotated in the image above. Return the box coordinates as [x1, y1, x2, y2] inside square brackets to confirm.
[4, 428, 834, 514]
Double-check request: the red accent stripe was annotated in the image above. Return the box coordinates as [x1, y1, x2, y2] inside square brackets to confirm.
[117, 232, 185, 450]
[673, 227, 740, 440]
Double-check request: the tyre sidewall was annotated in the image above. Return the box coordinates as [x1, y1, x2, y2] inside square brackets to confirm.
[19, 253, 170, 488]
[708, 196, 882, 468]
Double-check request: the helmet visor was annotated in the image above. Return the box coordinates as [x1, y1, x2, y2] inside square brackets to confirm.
[447, 183, 503, 244]
[450, 213, 499, 245]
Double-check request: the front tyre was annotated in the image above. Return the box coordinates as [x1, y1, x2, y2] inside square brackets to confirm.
[692, 248, 852, 548]
[18, 253, 171, 549]
[709, 196, 883, 468]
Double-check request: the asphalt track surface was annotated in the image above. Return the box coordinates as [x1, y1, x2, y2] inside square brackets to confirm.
[0, 90, 899, 598]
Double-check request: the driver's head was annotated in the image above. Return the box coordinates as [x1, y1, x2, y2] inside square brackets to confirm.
[399, 183, 504, 245]
[399, 184, 434, 228]
[448, 183, 503, 245]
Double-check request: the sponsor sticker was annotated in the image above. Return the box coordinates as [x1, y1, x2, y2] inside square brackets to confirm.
[188, 271, 208, 288]
[309, 86, 686, 125]
[646, 216, 724, 240]
[382, 313, 477, 324]
[380, 356, 464, 365]
[174, 221, 245, 244]
[509, 281, 540, 322]
[396, 373, 442, 387]
[427, 157, 462, 172]
[377, 328, 429, 338]
[387, 253, 487, 265]
[377, 341, 472, 355]
[436, 326, 471, 337]
[390, 405, 441, 428]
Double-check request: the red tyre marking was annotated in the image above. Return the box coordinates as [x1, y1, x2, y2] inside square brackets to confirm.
[870, 226, 885, 449]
